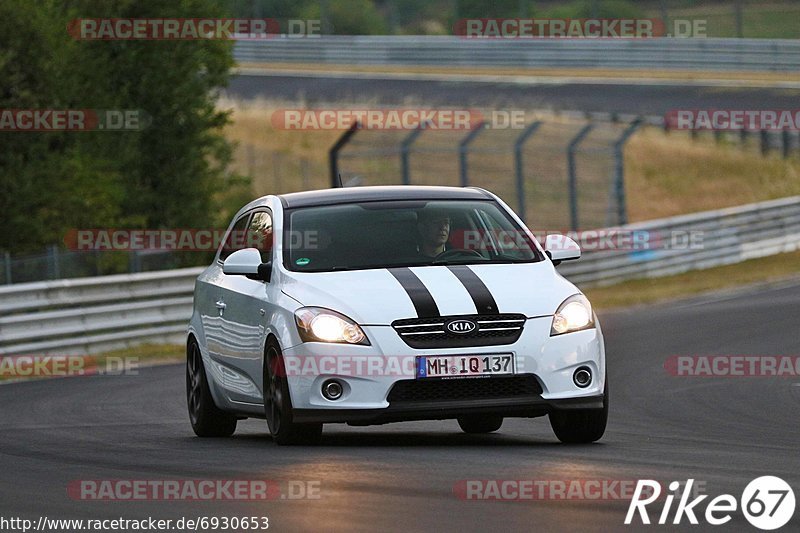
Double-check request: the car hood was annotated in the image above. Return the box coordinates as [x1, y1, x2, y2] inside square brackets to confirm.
[280, 262, 581, 325]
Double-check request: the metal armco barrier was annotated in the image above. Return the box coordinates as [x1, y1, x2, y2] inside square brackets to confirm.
[558, 196, 800, 286]
[0, 267, 203, 356]
[1, 196, 798, 356]
[234, 37, 800, 72]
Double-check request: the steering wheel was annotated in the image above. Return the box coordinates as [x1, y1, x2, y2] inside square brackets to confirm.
[435, 248, 485, 260]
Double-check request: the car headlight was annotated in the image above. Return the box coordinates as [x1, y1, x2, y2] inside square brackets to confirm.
[551, 294, 595, 336]
[294, 307, 369, 345]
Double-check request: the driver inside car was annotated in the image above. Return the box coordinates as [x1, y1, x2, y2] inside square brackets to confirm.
[416, 209, 452, 258]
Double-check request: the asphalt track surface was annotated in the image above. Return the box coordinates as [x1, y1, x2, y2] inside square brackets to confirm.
[227, 73, 800, 116]
[2, 280, 799, 532]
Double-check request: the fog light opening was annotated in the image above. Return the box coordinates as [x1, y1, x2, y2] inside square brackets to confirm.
[573, 367, 592, 388]
[321, 379, 344, 401]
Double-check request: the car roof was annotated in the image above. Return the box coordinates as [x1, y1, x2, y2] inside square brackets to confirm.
[278, 186, 493, 208]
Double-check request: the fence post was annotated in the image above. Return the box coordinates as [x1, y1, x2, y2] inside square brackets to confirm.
[3, 251, 10, 284]
[760, 130, 769, 156]
[566, 123, 595, 231]
[612, 118, 643, 226]
[329, 121, 360, 188]
[459, 121, 486, 187]
[400, 123, 427, 185]
[513, 121, 542, 223]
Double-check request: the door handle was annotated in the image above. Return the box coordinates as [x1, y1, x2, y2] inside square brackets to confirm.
[215, 300, 227, 310]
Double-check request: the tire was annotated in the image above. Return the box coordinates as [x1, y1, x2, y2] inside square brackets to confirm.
[186, 338, 237, 437]
[264, 340, 322, 445]
[549, 381, 609, 444]
[457, 415, 504, 434]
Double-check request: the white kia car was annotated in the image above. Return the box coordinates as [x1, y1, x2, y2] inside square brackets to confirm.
[187, 186, 607, 444]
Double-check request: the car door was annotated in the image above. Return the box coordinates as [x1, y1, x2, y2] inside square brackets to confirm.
[198, 212, 251, 367]
[216, 208, 275, 405]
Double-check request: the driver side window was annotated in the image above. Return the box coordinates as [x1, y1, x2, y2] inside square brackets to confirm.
[219, 214, 250, 262]
[248, 211, 274, 263]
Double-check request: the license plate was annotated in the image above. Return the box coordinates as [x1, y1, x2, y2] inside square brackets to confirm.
[416, 354, 515, 379]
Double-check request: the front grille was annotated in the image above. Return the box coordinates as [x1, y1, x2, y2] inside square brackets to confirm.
[387, 375, 542, 404]
[392, 314, 526, 348]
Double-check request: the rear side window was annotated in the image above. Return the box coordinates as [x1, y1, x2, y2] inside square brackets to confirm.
[218, 214, 250, 262]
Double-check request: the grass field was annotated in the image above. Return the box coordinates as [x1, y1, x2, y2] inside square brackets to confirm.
[642, 2, 800, 39]
[235, 64, 800, 85]
[584, 249, 800, 310]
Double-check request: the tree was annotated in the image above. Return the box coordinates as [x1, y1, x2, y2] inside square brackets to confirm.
[0, 0, 247, 254]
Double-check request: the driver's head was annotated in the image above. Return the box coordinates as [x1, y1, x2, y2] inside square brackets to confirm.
[417, 208, 451, 249]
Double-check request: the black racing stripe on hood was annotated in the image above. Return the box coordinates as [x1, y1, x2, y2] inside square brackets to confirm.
[446, 265, 499, 314]
[387, 267, 440, 318]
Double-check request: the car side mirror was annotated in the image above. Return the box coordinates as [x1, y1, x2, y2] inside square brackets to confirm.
[544, 234, 581, 266]
[222, 248, 272, 282]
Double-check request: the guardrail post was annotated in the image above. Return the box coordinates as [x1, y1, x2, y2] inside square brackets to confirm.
[612, 118, 643, 226]
[400, 122, 427, 185]
[129, 251, 141, 273]
[459, 121, 486, 187]
[47, 245, 60, 280]
[566, 123, 595, 231]
[3, 251, 10, 284]
[760, 130, 769, 156]
[513, 121, 542, 223]
[329, 121, 360, 188]
[782, 130, 791, 159]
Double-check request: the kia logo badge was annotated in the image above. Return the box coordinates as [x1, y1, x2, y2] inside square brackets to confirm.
[447, 319, 477, 334]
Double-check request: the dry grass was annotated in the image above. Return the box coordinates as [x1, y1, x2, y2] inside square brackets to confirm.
[625, 128, 800, 220]
[235, 64, 800, 86]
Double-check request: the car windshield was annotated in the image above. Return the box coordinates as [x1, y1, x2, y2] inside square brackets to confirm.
[283, 199, 543, 272]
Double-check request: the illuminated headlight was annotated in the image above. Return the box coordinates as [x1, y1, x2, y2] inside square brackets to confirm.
[551, 294, 595, 336]
[294, 307, 369, 345]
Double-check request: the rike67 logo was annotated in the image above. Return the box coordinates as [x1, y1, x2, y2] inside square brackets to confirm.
[625, 477, 795, 530]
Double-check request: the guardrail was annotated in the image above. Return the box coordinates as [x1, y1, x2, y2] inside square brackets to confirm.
[234, 36, 800, 72]
[1, 196, 798, 356]
[558, 195, 800, 285]
[0, 268, 202, 355]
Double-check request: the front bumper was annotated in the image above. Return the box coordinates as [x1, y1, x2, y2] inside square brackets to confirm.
[282, 316, 606, 422]
[293, 394, 605, 425]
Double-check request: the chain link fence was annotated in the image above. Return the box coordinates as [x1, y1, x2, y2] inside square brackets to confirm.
[331, 115, 643, 231]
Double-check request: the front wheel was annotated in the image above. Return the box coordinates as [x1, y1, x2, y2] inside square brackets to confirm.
[186, 338, 237, 437]
[549, 382, 609, 444]
[264, 340, 322, 445]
